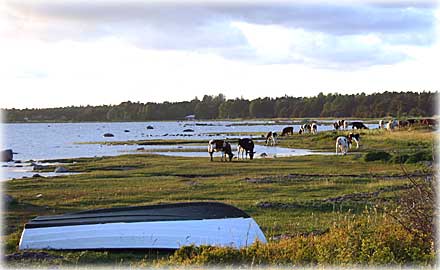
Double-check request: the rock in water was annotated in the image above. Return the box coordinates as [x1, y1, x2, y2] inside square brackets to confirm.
[146, 125, 154, 129]
[183, 129, 194, 132]
[1, 149, 13, 162]
[103, 133, 114, 137]
[54, 167, 69, 173]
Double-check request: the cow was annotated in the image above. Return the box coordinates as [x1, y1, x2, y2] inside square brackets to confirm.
[351, 121, 368, 129]
[407, 119, 418, 126]
[398, 120, 409, 128]
[378, 120, 385, 129]
[343, 120, 348, 130]
[336, 136, 351, 155]
[386, 120, 397, 131]
[265, 131, 278, 146]
[299, 124, 311, 134]
[311, 123, 318, 134]
[237, 138, 256, 160]
[281, 126, 294, 136]
[334, 120, 346, 130]
[421, 118, 436, 127]
[348, 133, 360, 149]
[208, 139, 234, 161]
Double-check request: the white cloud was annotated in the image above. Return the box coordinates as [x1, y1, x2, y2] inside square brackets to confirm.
[0, 1, 438, 109]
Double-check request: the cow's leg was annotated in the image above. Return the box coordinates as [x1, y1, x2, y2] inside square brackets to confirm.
[209, 152, 213, 161]
[336, 142, 339, 155]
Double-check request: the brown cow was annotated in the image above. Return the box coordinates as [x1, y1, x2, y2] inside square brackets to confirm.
[421, 118, 436, 127]
[281, 126, 294, 136]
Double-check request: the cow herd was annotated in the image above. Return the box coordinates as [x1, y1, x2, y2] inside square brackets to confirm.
[379, 118, 436, 131]
[207, 118, 436, 161]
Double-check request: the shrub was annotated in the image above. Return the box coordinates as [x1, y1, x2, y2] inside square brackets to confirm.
[161, 211, 435, 266]
[405, 150, 433, 163]
[364, 151, 391, 162]
[389, 154, 409, 164]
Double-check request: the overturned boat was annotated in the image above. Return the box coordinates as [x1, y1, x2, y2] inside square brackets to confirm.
[19, 202, 267, 250]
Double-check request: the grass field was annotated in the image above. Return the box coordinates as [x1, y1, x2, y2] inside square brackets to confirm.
[3, 127, 436, 267]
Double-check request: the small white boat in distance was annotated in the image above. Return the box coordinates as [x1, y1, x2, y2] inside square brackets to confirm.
[19, 202, 267, 250]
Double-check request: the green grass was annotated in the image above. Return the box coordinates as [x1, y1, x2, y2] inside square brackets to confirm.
[3, 128, 435, 267]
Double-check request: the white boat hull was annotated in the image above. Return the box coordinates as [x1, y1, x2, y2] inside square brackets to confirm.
[19, 217, 267, 250]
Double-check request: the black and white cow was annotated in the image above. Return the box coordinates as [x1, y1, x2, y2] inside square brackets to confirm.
[335, 136, 351, 155]
[351, 121, 368, 129]
[386, 120, 397, 131]
[265, 131, 278, 146]
[237, 138, 256, 160]
[378, 120, 385, 129]
[208, 139, 234, 161]
[299, 124, 311, 134]
[281, 126, 294, 136]
[311, 123, 318, 134]
[348, 133, 360, 149]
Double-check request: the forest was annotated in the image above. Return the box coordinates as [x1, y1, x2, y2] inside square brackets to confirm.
[3, 91, 437, 122]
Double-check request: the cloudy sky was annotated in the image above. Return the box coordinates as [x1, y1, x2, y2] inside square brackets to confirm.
[1, 0, 439, 109]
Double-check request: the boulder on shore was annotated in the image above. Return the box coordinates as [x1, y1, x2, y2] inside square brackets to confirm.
[1, 149, 13, 162]
[103, 133, 114, 137]
[4, 194, 15, 204]
[54, 166, 69, 173]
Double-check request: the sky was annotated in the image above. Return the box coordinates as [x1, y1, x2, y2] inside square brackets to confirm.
[0, 0, 439, 109]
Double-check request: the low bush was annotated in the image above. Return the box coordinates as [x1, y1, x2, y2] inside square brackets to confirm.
[389, 154, 409, 164]
[364, 151, 392, 162]
[161, 211, 434, 266]
[405, 150, 432, 163]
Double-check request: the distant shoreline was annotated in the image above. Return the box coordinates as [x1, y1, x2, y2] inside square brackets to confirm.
[2, 117, 435, 124]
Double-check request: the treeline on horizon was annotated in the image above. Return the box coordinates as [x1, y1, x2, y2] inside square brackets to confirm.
[4, 91, 437, 122]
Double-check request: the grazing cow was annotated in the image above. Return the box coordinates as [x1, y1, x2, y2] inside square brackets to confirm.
[343, 120, 348, 130]
[386, 120, 397, 131]
[299, 124, 311, 134]
[311, 123, 318, 134]
[281, 126, 294, 136]
[398, 120, 409, 128]
[407, 119, 418, 126]
[351, 121, 368, 129]
[208, 139, 234, 161]
[421, 118, 436, 127]
[237, 138, 256, 160]
[348, 133, 360, 149]
[378, 120, 385, 129]
[335, 120, 346, 130]
[265, 132, 278, 146]
[335, 136, 351, 155]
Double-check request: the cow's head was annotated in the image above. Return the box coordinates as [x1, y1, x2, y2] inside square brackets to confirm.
[249, 151, 256, 160]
